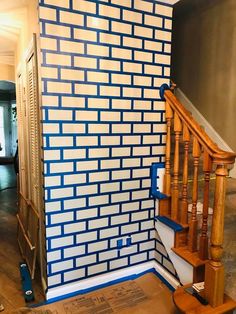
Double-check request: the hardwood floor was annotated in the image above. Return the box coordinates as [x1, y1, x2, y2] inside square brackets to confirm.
[0, 165, 44, 312]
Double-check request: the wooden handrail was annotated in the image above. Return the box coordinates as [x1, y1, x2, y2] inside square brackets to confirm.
[164, 90, 236, 164]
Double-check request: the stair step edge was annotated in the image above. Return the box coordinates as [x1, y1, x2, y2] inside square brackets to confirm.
[172, 246, 208, 267]
[155, 215, 184, 232]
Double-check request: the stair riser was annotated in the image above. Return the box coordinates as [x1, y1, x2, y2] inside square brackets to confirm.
[155, 219, 193, 285]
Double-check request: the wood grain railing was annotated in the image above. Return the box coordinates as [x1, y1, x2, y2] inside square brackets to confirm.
[161, 87, 236, 307]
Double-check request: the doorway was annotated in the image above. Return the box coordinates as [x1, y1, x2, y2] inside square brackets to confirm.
[0, 82, 18, 257]
[0, 0, 45, 310]
[0, 81, 17, 161]
[0, 82, 44, 309]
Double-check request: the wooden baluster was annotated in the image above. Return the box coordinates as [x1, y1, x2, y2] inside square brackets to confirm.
[205, 164, 228, 307]
[188, 137, 201, 252]
[171, 112, 182, 221]
[180, 125, 190, 225]
[163, 101, 173, 197]
[199, 151, 212, 260]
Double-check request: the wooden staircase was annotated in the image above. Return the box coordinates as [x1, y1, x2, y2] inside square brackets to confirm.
[158, 86, 236, 313]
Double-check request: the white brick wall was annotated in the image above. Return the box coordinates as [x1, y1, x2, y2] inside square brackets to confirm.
[40, 0, 175, 289]
[110, 257, 128, 270]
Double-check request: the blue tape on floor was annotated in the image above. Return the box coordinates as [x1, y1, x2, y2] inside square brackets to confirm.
[31, 266, 176, 308]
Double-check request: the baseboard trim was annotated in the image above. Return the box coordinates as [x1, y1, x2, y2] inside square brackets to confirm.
[153, 261, 180, 289]
[46, 261, 180, 301]
[176, 88, 236, 178]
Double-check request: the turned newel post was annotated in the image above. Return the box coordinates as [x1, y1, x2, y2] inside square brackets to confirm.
[204, 164, 228, 307]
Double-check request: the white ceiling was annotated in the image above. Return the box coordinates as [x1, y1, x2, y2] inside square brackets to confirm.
[0, 0, 29, 66]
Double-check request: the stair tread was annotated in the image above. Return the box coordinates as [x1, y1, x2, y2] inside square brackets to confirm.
[173, 284, 236, 314]
[172, 246, 208, 267]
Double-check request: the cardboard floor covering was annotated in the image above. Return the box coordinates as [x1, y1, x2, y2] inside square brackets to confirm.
[13, 273, 180, 314]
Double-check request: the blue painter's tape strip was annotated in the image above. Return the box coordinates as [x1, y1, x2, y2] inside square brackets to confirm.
[117, 239, 123, 249]
[155, 216, 184, 232]
[151, 190, 168, 199]
[159, 83, 170, 100]
[30, 267, 176, 308]
[150, 162, 168, 200]
[126, 236, 132, 247]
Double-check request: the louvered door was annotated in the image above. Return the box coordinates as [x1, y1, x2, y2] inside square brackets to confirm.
[16, 35, 45, 281]
[27, 54, 40, 209]
[24, 39, 41, 278]
[16, 71, 30, 250]
[17, 73, 28, 199]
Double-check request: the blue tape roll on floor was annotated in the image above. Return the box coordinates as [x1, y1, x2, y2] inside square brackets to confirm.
[19, 262, 35, 302]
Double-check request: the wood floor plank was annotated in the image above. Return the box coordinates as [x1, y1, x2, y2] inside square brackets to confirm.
[0, 293, 15, 313]
[0, 165, 44, 311]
